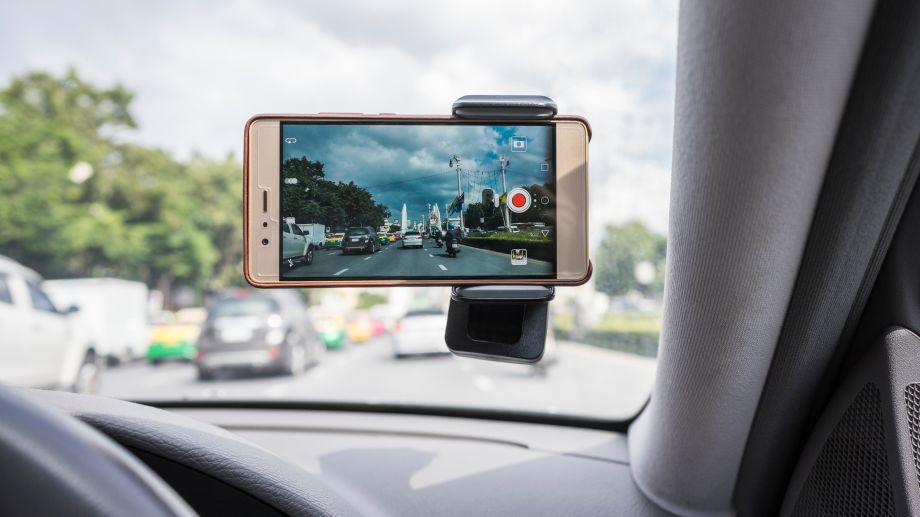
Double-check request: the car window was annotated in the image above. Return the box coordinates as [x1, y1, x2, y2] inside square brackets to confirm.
[210, 298, 278, 318]
[27, 282, 57, 313]
[0, 1, 675, 421]
[292, 225, 304, 236]
[0, 274, 12, 304]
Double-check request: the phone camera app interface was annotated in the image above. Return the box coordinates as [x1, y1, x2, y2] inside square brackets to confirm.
[280, 123, 555, 280]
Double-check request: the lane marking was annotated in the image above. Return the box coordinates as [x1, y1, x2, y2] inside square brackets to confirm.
[428, 253, 434, 258]
[333, 268, 349, 276]
[364, 256, 372, 260]
[438, 264, 447, 271]
[327, 252, 337, 256]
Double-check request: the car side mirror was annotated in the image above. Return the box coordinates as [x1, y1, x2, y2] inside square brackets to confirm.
[65, 304, 80, 314]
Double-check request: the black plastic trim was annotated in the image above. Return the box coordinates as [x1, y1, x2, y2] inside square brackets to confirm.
[137, 399, 632, 433]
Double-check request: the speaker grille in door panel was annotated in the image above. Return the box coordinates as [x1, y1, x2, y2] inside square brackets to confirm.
[792, 383, 895, 517]
[905, 383, 920, 491]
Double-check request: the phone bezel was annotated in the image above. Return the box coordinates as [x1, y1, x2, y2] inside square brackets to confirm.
[244, 114, 590, 287]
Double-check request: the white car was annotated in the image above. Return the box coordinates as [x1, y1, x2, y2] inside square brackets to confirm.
[282, 222, 315, 269]
[0, 255, 100, 393]
[400, 230, 423, 249]
[392, 308, 450, 357]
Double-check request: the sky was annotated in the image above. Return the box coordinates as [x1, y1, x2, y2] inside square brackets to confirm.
[281, 123, 553, 221]
[0, 0, 678, 239]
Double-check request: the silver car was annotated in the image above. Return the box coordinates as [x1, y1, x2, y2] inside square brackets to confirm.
[195, 291, 323, 380]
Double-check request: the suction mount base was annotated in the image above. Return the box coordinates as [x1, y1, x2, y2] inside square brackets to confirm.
[444, 95, 558, 363]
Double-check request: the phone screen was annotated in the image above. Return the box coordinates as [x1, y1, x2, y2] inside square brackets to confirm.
[279, 121, 556, 280]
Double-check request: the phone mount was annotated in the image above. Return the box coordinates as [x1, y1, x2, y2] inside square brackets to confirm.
[444, 95, 559, 364]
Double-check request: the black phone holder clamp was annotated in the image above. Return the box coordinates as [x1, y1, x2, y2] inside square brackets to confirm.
[444, 95, 559, 364]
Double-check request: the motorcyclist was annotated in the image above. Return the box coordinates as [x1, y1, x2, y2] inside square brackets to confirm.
[444, 223, 461, 255]
[432, 227, 443, 247]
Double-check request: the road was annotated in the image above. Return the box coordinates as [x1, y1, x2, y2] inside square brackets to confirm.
[287, 239, 551, 278]
[100, 339, 655, 420]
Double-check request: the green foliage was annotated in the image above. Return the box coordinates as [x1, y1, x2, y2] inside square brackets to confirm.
[594, 221, 666, 299]
[466, 229, 550, 242]
[554, 312, 661, 357]
[281, 157, 389, 230]
[0, 70, 243, 305]
[356, 291, 388, 310]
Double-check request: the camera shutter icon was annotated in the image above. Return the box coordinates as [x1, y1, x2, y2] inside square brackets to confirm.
[510, 136, 527, 152]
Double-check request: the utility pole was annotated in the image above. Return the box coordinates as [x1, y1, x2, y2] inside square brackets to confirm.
[500, 154, 510, 228]
[451, 154, 465, 232]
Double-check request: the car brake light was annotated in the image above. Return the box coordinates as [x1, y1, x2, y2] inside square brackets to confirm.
[267, 345, 282, 359]
[195, 349, 205, 360]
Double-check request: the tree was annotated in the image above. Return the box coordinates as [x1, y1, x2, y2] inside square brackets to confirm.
[0, 70, 244, 306]
[281, 157, 390, 228]
[594, 221, 666, 301]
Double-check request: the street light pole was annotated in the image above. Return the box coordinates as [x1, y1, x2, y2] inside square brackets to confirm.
[500, 154, 510, 228]
[451, 154, 465, 233]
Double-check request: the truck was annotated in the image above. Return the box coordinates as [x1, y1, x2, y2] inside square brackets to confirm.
[297, 223, 326, 248]
[43, 278, 150, 365]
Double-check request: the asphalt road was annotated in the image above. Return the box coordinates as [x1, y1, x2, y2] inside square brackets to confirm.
[286, 239, 552, 278]
[99, 339, 656, 420]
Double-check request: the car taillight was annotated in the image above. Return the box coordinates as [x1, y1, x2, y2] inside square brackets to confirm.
[393, 322, 402, 334]
[267, 345, 282, 359]
[195, 349, 205, 360]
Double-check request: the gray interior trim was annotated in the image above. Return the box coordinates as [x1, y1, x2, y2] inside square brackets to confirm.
[628, 1, 875, 514]
[736, 0, 920, 512]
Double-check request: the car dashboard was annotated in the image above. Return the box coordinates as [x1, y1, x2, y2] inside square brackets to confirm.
[25, 389, 668, 516]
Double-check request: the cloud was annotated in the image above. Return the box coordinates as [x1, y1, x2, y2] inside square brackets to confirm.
[282, 123, 552, 220]
[0, 0, 677, 239]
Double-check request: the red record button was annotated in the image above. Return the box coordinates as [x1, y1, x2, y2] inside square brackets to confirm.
[507, 187, 532, 213]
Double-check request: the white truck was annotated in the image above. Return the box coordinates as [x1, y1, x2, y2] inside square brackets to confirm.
[297, 223, 326, 248]
[0, 255, 100, 392]
[43, 278, 149, 364]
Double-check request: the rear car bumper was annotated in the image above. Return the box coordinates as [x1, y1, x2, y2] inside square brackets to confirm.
[392, 336, 450, 356]
[197, 349, 281, 370]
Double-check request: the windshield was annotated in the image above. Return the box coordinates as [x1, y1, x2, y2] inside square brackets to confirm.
[210, 298, 277, 318]
[0, 1, 676, 421]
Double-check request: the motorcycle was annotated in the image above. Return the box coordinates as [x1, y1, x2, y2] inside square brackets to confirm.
[446, 240, 459, 257]
[434, 235, 443, 248]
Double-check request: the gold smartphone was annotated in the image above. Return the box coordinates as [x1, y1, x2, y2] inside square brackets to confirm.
[244, 114, 590, 287]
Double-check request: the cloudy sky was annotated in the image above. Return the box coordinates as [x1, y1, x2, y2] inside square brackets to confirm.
[0, 0, 678, 239]
[282, 123, 552, 220]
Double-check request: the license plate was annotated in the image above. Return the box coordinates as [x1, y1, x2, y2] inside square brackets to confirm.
[221, 328, 252, 343]
[351, 238, 360, 242]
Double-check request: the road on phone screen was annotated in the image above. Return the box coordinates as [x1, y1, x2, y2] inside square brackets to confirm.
[286, 238, 550, 278]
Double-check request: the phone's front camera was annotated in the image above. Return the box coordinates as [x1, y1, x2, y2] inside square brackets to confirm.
[261, 238, 269, 246]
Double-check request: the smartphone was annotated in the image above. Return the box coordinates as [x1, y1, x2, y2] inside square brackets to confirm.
[244, 114, 590, 287]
